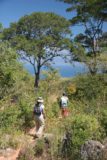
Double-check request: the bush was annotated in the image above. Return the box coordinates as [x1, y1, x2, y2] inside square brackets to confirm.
[18, 144, 35, 160]
[0, 131, 21, 149]
[66, 74, 107, 102]
[0, 105, 21, 131]
[100, 109, 107, 137]
[18, 99, 34, 131]
[57, 114, 101, 160]
[34, 139, 45, 156]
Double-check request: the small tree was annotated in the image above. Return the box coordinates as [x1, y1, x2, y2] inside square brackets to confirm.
[3, 12, 71, 88]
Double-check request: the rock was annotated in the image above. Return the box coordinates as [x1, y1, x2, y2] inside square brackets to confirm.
[102, 143, 107, 160]
[81, 140, 104, 160]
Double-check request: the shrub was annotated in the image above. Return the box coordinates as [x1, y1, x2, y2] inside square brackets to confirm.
[66, 74, 107, 102]
[0, 105, 21, 131]
[18, 144, 35, 160]
[57, 114, 101, 160]
[0, 131, 21, 149]
[100, 109, 107, 137]
[34, 139, 45, 156]
[18, 99, 34, 131]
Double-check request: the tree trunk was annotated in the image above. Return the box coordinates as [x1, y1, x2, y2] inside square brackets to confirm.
[34, 66, 40, 88]
[34, 73, 39, 88]
[88, 57, 97, 75]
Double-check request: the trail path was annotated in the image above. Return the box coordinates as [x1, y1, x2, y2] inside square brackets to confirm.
[0, 128, 36, 160]
[0, 127, 53, 160]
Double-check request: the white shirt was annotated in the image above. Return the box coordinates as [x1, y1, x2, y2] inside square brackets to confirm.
[60, 96, 68, 107]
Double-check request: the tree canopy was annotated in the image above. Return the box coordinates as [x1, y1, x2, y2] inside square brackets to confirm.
[58, 0, 107, 22]
[58, 0, 107, 74]
[3, 12, 71, 88]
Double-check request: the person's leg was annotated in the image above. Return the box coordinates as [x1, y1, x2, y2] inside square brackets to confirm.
[34, 116, 39, 133]
[36, 116, 45, 138]
[62, 108, 65, 117]
[36, 119, 39, 132]
[63, 108, 69, 117]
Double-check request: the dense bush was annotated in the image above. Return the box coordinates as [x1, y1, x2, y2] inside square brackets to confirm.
[18, 144, 35, 160]
[34, 139, 45, 156]
[0, 131, 20, 149]
[66, 74, 107, 102]
[57, 114, 102, 160]
[100, 108, 107, 137]
[0, 105, 21, 131]
[18, 99, 34, 131]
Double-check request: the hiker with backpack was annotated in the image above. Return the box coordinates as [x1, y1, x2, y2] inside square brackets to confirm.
[33, 97, 45, 138]
[59, 92, 69, 118]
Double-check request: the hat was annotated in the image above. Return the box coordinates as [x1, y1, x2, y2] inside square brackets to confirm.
[63, 92, 66, 96]
[37, 97, 44, 103]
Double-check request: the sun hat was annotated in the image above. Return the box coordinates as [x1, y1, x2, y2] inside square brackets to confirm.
[63, 92, 66, 96]
[37, 97, 44, 103]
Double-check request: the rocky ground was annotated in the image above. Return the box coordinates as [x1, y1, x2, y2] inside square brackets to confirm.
[0, 127, 53, 160]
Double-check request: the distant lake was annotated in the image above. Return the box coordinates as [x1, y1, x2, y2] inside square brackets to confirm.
[23, 62, 88, 78]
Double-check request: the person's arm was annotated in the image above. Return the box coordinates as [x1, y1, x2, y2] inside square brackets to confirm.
[42, 105, 46, 119]
[42, 110, 46, 119]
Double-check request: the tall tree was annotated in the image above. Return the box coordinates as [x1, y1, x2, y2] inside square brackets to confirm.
[3, 12, 71, 88]
[57, 0, 107, 74]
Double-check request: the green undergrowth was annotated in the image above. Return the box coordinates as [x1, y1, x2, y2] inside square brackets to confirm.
[0, 71, 107, 160]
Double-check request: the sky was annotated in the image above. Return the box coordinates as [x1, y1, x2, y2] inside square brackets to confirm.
[0, 0, 85, 37]
[0, 0, 107, 36]
[0, 0, 107, 76]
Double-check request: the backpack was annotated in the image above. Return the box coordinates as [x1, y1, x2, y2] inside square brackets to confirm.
[34, 104, 43, 116]
[60, 96, 68, 108]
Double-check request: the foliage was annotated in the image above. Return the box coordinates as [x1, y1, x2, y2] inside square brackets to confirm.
[58, 0, 107, 74]
[34, 139, 45, 156]
[0, 36, 107, 160]
[0, 105, 21, 131]
[57, 114, 101, 160]
[0, 130, 22, 149]
[18, 99, 34, 130]
[41, 68, 61, 97]
[66, 83, 76, 96]
[66, 74, 107, 102]
[58, 0, 107, 22]
[3, 12, 71, 87]
[18, 144, 35, 160]
[100, 109, 107, 136]
[0, 42, 18, 98]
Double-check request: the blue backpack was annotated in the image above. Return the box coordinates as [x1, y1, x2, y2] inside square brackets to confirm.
[34, 105, 43, 116]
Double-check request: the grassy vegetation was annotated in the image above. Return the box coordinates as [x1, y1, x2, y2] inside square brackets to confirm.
[0, 44, 107, 159]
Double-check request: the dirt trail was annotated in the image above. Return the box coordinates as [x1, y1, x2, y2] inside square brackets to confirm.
[0, 128, 36, 160]
[0, 148, 20, 160]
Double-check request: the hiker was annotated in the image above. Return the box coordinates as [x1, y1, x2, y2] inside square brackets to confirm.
[33, 97, 45, 138]
[59, 92, 69, 118]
